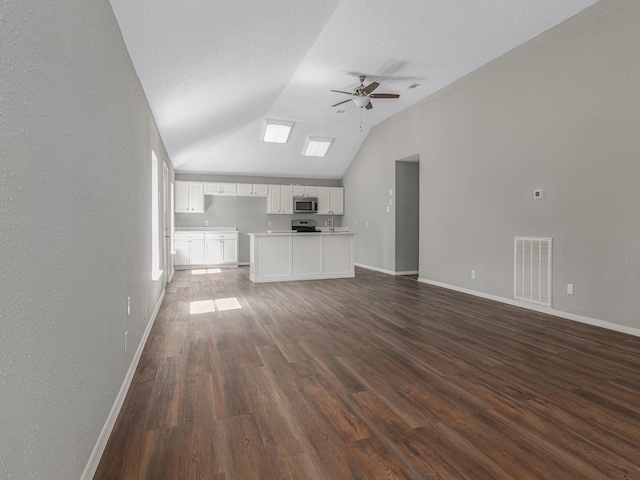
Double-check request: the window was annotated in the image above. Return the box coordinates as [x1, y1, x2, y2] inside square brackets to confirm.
[151, 151, 163, 281]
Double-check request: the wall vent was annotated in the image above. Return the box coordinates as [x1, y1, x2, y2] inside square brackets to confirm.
[514, 237, 552, 307]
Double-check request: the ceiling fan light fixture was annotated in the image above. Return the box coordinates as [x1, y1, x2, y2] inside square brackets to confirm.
[302, 137, 332, 157]
[353, 96, 370, 108]
[262, 120, 293, 143]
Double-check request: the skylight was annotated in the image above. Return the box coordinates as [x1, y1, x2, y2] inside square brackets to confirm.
[303, 137, 332, 157]
[263, 120, 293, 143]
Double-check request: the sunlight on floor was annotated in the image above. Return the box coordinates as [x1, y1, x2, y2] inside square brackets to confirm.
[191, 268, 222, 275]
[189, 297, 242, 314]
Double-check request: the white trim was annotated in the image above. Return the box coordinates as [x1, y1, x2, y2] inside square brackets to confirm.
[418, 277, 640, 339]
[355, 263, 418, 276]
[81, 289, 166, 480]
[354, 262, 396, 276]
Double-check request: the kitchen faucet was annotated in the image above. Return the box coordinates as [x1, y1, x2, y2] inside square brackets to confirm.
[328, 211, 335, 233]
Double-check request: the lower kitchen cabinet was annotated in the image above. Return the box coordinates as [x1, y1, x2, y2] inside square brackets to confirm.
[205, 233, 238, 266]
[174, 232, 205, 265]
[175, 231, 238, 268]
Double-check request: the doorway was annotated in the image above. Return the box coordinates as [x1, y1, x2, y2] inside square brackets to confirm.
[395, 157, 419, 275]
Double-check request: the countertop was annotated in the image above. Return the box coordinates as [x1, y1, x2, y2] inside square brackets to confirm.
[250, 231, 354, 236]
[175, 227, 237, 232]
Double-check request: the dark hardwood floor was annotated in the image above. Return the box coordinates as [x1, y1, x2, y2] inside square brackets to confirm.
[94, 266, 640, 479]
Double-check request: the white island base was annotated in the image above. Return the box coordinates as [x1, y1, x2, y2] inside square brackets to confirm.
[249, 232, 355, 283]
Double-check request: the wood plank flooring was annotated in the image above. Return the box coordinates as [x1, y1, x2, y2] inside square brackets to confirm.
[94, 266, 640, 479]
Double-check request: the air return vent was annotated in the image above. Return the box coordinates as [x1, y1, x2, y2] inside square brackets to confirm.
[514, 237, 552, 307]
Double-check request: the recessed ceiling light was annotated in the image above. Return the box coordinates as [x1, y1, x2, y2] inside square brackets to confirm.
[262, 120, 293, 143]
[302, 137, 332, 157]
[336, 110, 348, 114]
[408, 83, 421, 89]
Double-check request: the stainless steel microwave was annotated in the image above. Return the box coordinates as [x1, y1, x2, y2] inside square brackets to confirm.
[293, 196, 318, 213]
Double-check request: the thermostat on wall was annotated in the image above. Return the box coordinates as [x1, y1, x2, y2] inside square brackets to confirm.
[534, 189, 544, 199]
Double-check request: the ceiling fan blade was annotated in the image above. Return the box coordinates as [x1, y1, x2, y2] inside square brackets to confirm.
[365, 101, 373, 110]
[364, 82, 380, 94]
[369, 93, 400, 99]
[331, 99, 352, 108]
[330, 90, 354, 95]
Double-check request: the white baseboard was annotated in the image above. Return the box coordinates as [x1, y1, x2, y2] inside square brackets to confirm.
[418, 277, 640, 339]
[355, 263, 396, 276]
[81, 288, 165, 480]
[355, 263, 418, 277]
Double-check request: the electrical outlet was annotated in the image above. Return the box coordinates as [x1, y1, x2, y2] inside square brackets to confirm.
[268, 221, 272, 227]
[386, 206, 390, 213]
[389, 198, 393, 206]
[389, 189, 393, 196]
[354, 220, 357, 227]
[365, 221, 369, 227]
[205, 220, 209, 226]
[127, 296, 130, 316]
[471, 270, 476, 279]
[567, 283, 574, 295]
[124, 331, 128, 353]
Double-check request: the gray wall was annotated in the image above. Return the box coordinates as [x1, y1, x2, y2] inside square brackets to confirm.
[0, 1, 173, 478]
[175, 174, 342, 262]
[343, 0, 640, 331]
[395, 159, 420, 272]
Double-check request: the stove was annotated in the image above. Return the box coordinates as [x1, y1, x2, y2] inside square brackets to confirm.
[292, 219, 318, 233]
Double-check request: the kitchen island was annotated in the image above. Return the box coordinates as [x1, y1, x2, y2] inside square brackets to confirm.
[248, 231, 355, 283]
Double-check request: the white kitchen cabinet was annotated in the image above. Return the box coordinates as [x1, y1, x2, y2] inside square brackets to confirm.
[317, 186, 344, 215]
[267, 185, 293, 214]
[292, 185, 318, 197]
[236, 183, 268, 197]
[329, 187, 344, 215]
[175, 181, 205, 213]
[204, 182, 237, 196]
[174, 232, 205, 265]
[249, 232, 355, 283]
[204, 232, 238, 266]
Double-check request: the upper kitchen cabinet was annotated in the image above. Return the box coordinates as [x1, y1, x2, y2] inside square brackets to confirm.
[204, 182, 237, 196]
[267, 185, 293, 214]
[237, 183, 268, 197]
[175, 181, 205, 213]
[292, 185, 318, 197]
[317, 187, 344, 215]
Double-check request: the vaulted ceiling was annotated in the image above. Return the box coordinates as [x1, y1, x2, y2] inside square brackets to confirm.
[109, 0, 599, 179]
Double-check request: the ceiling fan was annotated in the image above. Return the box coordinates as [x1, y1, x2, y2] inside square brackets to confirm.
[331, 75, 400, 110]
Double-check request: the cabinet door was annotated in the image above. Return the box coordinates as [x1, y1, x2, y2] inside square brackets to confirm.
[267, 185, 282, 214]
[281, 185, 293, 214]
[316, 187, 330, 215]
[189, 182, 205, 213]
[292, 185, 305, 196]
[305, 186, 318, 197]
[330, 187, 344, 215]
[205, 240, 222, 264]
[204, 182, 220, 195]
[175, 181, 190, 213]
[236, 183, 253, 196]
[221, 240, 238, 263]
[219, 183, 237, 195]
[174, 239, 190, 265]
[190, 239, 205, 264]
[253, 184, 268, 196]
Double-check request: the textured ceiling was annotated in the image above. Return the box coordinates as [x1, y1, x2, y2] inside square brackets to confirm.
[109, 0, 599, 179]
